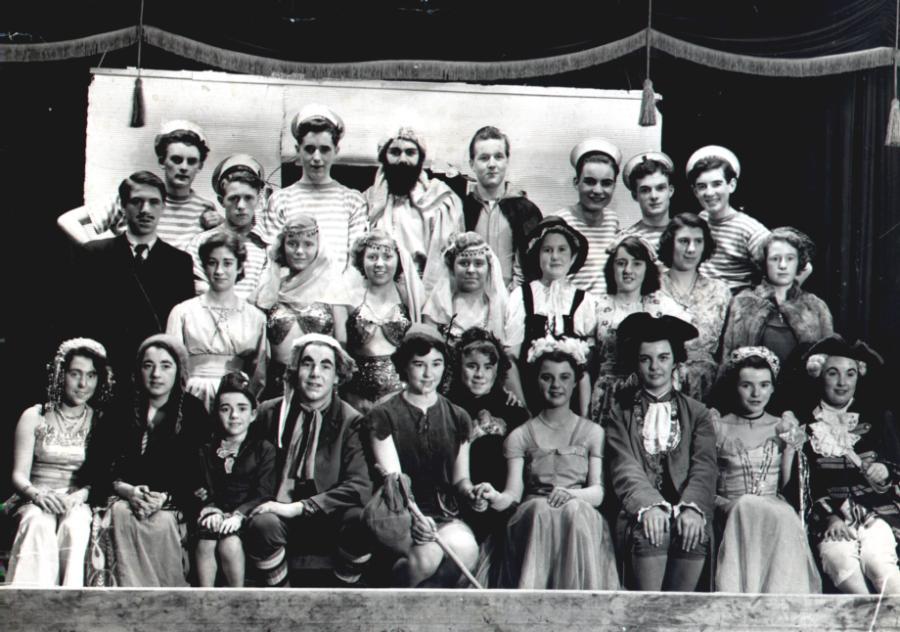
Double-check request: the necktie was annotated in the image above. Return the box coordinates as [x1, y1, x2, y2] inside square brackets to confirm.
[134, 243, 149, 265]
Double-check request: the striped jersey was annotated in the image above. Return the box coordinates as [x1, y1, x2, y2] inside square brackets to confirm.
[553, 205, 619, 298]
[89, 190, 218, 253]
[188, 226, 270, 302]
[618, 220, 667, 254]
[258, 180, 368, 271]
[699, 209, 770, 293]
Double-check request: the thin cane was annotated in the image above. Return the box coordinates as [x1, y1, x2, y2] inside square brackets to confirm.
[406, 498, 484, 589]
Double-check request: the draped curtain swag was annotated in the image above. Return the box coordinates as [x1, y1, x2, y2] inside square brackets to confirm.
[3, 25, 898, 80]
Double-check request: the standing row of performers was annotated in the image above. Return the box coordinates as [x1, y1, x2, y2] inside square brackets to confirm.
[5, 107, 896, 593]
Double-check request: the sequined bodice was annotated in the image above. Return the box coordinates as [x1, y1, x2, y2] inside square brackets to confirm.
[348, 302, 412, 348]
[268, 302, 334, 344]
[30, 406, 93, 491]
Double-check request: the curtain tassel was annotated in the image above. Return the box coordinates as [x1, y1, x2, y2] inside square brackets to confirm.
[639, 78, 657, 126]
[130, 76, 145, 128]
[887, 98, 900, 146]
[129, 0, 146, 128]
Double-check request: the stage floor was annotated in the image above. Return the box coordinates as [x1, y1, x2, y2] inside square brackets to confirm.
[1, 587, 897, 631]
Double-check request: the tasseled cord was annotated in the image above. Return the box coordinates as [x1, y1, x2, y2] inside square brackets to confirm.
[886, 0, 900, 146]
[639, 0, 657, 127]
[130, 0, 146, 128]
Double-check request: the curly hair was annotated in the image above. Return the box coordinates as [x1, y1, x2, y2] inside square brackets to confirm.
[449, 327, 511, 398]
[658, 213, 716, 268]
[442, 232, 489, 270]
[154, 129, 210, 163]
[604, 235, 661, 296]
[350, 230, 403, 281]
[531, 349, 586, 381]
[198, 231, 248, 283]
[758, 227, 815, 276]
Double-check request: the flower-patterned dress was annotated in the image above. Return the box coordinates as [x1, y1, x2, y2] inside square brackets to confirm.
[660, 273, 731, 402]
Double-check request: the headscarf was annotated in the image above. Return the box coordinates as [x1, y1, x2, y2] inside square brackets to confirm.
[343, 230, 426, 322]
[252, 214, 351, 311]
[134, 333, 191, 435]
[421, 233, 508, 341]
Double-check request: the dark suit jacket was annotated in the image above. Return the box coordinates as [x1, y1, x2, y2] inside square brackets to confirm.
[73, 234, 194, 377]
[254, 394, 372, 515]
[606, 387, 717, 522]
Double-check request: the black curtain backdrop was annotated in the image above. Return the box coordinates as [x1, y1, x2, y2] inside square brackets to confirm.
[2, 1, 899, 494]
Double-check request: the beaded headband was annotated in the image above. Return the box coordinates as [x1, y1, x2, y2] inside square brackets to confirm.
[283, 223, 319, 239]
[456, 245, 491, 259]
[362, 238, 397, 256]
[727, 346, 781, 378]
[46, 337, 112, 410]
[526, 335, 590, 367]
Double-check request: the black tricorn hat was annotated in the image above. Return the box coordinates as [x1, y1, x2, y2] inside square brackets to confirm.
[803, 334, 883, 377]
[524, 216, 589, 280]
[616, 313, 698, 370]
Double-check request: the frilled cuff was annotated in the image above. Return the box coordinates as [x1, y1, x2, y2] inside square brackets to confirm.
[673, 501, 707, 526]
[637, 501, 673, 523]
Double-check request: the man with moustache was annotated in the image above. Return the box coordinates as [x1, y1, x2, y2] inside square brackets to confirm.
[188, 154, 270, 300]
[58, 120, 221, 253]
[618, 152, 676, 252]
[365, 127, 464, 291]
[259, 104, 367, 271]
[71, 171, 195, 388]
[462, 126, 542, 290]
[603, 313, 716, 592]
[245, 334, 372, 587]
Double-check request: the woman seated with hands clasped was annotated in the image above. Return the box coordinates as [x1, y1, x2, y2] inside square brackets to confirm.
[7, 338, 114, 586]
[193, 371, 276, 587]
[473, 335, 619, 590]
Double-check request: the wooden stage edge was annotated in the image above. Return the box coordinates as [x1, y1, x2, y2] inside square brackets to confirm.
[1, 587, 898, 631]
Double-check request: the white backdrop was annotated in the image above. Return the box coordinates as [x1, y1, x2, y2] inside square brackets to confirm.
[86, 68, 661, 227]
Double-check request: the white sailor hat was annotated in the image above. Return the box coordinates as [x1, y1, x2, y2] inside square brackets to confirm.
[290, 104, 345, 140]
[569, 138, 623, 171]
[685, 145, 741, 179]
[156, 119, 207, 145]
[621, 151, 674, 190]
[211, 154, 265, 195]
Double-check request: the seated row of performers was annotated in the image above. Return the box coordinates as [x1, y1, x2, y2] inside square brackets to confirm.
[7, 316, 899, 594]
